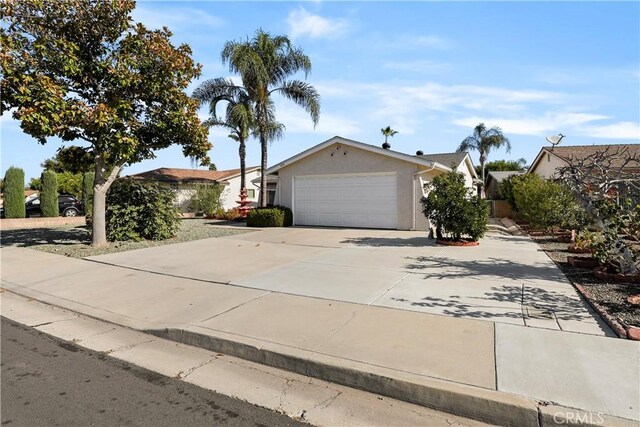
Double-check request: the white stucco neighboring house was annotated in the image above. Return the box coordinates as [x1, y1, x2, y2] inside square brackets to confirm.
[128, 166, 260, 211]
[258, 136, 477, 231]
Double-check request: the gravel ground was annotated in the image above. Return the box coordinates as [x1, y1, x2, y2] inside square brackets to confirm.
[532, 235, 640, 328]
[1, 219, 252, 258]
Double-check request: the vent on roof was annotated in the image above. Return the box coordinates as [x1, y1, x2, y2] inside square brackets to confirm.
[382, 142, 391, 150]
[416, 150, 424, 156]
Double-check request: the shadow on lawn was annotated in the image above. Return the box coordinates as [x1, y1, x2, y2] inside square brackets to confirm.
[0, 226, 90, 248]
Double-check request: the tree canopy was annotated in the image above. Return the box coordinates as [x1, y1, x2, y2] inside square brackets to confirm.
[221, 30, 320, 207]
[457, 123, 511, 187]
[1, 0, 211, 246]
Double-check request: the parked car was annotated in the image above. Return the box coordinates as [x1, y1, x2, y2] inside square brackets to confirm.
[1, 194, 84, 218]
[26, 195, 84, 217]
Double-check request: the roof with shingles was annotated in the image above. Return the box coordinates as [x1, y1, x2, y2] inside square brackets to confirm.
[417, 152, 469, 169]
[535, 144, 640, 171]
[128, 166, 259, 184]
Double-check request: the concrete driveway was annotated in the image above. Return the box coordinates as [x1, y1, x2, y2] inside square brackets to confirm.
[88, 227, 612, 336]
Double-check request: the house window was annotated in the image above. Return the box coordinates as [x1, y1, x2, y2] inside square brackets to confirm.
[246, 189, 255, 198]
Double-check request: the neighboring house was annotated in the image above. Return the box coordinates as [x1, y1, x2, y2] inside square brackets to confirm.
[528, 144, 640, 179]
[485, 171, 524, 200]
[416, 151, 478, 191]
[259, 136, 477, 231]
[128, 166, 260, 211]
[0, 189, 39, 207]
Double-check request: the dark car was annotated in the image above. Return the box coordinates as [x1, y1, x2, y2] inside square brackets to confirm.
[23, 194, 84, 217]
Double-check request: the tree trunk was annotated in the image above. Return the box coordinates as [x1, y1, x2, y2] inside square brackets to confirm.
[92, 184, 108, 247]
[258, 104, 268, 208]
[239, 139, 246, 191]
[259, 131, 268, 207]
[91, 153, 122, 247]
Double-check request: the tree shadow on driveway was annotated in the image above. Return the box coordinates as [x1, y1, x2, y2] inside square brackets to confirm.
[341, 236, 437, 247]
[0, 227, 90, 248]
[404, 256, 566, 283]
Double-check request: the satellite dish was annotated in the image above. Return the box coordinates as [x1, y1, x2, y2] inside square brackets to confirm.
[546, 133, 565, 149]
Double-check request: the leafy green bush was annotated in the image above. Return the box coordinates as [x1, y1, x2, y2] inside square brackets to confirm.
[41, 170, 59, 217]
[511, 174, 590, 231]
[188, 184, 224, 216]
[421, 171, 489, 241]
[247, 207, 285, 227]
[106, 178, 181, 241]
[272, 205, 293, 227]
[56, 171, 83, 198]
[3, 166, 26, 218]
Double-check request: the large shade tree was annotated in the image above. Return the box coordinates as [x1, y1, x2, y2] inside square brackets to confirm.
[457, 123, 511, 188]
[1, 0, 211, 246]
[221, 30, 320, 207]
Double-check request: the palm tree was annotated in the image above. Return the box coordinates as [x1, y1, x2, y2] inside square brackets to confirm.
[381, 126, 398, 149]
[221, 30, 320, 207]
[193, 78, 255, 190]
[457, 123, 511, 187]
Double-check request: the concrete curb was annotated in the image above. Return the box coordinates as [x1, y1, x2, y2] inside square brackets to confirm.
[147, 327, 639, 427]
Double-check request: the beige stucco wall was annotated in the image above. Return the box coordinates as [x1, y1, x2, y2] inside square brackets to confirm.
[531, 151, 567, 179]
[275, 143, 437, 230]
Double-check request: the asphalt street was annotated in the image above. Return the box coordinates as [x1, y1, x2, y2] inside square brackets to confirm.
[0, 317, 305, 427]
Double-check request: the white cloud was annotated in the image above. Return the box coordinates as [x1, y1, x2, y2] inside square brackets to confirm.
[276, 103, 361, 136]
[287, 7, 349, 39]
[449, 113, 640, 140]
[133, 6, 224, 32]
[582, 121, 640, 140]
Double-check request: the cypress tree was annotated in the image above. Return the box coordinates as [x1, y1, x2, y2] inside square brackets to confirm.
[3, 167, 26, 218]
[41, 170, 59, 217]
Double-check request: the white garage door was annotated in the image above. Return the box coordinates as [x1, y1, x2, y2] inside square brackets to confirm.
[294, 173, 398, 229]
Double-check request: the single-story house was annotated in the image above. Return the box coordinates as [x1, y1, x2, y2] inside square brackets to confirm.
[528, 144, 640, 179]
[485, 171, 524, 200]
[129, 166, 260, 211]
[258, 136, 477, 231]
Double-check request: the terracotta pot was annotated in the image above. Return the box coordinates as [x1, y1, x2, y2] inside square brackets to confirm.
[593, 266, 640, 284]
[567, 256, 599, 269]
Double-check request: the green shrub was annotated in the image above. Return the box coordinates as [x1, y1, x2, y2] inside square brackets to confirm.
[41, 170, 59, 217]
[3, 166, 26, 218]
[511, 174, 590, 231]
[214, 208, 242, 221]
[106, 178, 181, 241]
[421, 171, 489, 241]
[82, 171, 94, 215]
[272, 205, 293, 227]
[247, 207, 285, 227]
[188, 184, 224, 216]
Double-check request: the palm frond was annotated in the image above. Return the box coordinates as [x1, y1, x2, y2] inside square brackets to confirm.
[274, 80, 320, 126]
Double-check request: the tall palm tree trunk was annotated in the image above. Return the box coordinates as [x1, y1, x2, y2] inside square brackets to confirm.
[239, 139, 246, 190]
[258, 104, 269, 207]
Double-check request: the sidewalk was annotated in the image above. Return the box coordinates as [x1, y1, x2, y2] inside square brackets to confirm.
[2, 246, 638, 426]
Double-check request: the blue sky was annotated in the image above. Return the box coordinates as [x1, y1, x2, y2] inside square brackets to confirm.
[2, 1, 639, 181]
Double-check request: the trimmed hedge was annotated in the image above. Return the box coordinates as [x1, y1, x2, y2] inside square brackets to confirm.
[82, 171, 94, 215]
[246, 206, 293, 227]
[3, 166, 25, 218]
[41, 170, 59, 217]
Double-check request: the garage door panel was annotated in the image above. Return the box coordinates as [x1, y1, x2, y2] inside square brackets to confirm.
[294, 174, 397, 229]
